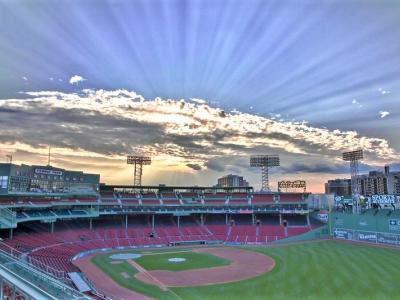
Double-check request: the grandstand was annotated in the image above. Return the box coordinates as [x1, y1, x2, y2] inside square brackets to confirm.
[0, 162, 319, 299]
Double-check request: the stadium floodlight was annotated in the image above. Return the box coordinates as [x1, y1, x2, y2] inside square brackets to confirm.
[127, 155, 152, 186]
[342, 149, 363, 161]
[342, 149, 363, 213]
[250, 155, 280, 191]
[342, 149, 363, 195]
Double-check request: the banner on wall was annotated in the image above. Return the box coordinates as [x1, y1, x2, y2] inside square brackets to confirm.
[334, 228, 400, 246]
[368, 195, 397, 205]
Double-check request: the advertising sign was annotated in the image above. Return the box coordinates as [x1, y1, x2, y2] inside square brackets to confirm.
[317, 210, 329, 223]
[377, 233, 399, 245]
[356, 232, 377, 242]
[35, 169, 63, 176]
[389, 219, 400, 231]
[333, 229, 350, 239]
[368, 195, 396, 205]
[334, 228, 400, 246]
[334, 196, 353, 205]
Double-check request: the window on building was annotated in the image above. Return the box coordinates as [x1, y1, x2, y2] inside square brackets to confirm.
[0, 176, 9, 189]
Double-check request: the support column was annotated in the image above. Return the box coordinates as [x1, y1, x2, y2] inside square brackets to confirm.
[252, 213, 255, 225]
[152, 214, 155, 230]
[9, 228, 13, 239]
[279, 214, 282, 226]
[125, 215, 128, 230]
[200, 214, 204, 226]
[50, 222, 54, 233]
[177, 215, 180, 228]
[306, 214, 310, 227]
[225, 213, 228, 225]
[12, 285, 16, 300]
[89, 218, 93, 230]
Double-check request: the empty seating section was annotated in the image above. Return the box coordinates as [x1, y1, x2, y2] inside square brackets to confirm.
[2, 284, 26, 300]
[99, 192, 118, 204]
[119, 193, 139, 205]
[0, 197, 16, 205]
[26, 198, 53, 205]
[258, 225, 285, 242]
[1, 192, 305, 208]
[160, 193, 180, 205]
[73, 196, 98, 203]
[279, 193, 304, 203]
[252, 193, 274, 205]
[179, 192, 200, 204]
[203, 193, 227, 205]
[141, 192, 160, 205]
[229, 193, 249, 205]
[206, 225, 229, 240]
[2, 222, 317, 278]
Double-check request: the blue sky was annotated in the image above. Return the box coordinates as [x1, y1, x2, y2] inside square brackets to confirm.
[0, 0, 399, 191]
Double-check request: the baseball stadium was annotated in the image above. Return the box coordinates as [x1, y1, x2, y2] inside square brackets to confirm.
[1, 1, 400, 299]
[0, 155, 400, 300]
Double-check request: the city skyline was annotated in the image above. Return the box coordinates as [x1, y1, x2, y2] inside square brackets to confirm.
[0, 0, 399, 192]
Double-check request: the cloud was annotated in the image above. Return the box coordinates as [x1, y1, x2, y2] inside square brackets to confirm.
[190, 98, 207, 104]
[69, 75, 86, 85]
[21, 76, 28, 81]
[280, 163, 348, 174]
[378, 88, 391, 95]
[352, 99, 363, 108]
[204, 160, 226, 172]
[186, 163, 202, 171]
[379, 111, 390, 118]
[0, 88, 398, 182]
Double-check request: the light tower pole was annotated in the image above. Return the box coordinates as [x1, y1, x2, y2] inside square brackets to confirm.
[342, 149, 363, 213]
[250, 155, 280, 191]
[127, 155, 152, 186]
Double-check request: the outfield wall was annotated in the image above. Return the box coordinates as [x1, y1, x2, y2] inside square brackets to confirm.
[331, 210, 400, 234]
[331, 210, 400, 246]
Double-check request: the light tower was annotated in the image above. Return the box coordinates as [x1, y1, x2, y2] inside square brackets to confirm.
[250, 155, 280, 191]
[342, 149, 363, 213]
[127, 155, 151, 186]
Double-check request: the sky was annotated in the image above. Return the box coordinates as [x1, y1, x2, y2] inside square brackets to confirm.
[0, 0, 399, 192]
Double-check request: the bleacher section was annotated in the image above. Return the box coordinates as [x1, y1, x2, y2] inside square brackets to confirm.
[119, 193, 139, 205]
[160, 192, 181, 205]
[229, 193, 249, 205]
[2, 191, 307, 210]
[251, 193, 274, 205]
[99, 192, 118, 204]
[140, 192, 160, 205]
[279, 193, 304, 203]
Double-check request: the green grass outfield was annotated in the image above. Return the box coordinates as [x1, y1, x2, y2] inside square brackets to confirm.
[91, 240, 400, 300]
[135, 251, 231, 271]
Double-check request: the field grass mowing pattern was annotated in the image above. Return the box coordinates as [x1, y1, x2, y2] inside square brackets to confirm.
[91, 241, 400, 300]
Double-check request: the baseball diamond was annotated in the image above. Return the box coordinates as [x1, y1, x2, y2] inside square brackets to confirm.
[72, 241, 400, 300]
